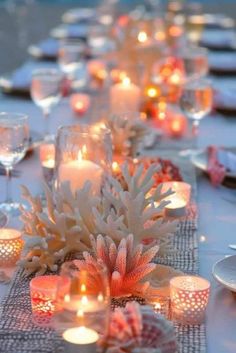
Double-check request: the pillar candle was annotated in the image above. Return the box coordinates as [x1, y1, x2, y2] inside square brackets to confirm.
[58, 150, 103, 195]
[110, 77, 141, 114]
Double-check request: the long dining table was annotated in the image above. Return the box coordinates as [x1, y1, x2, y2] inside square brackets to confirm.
[0, 76, 236, 352]
[1, 0, 236, 348]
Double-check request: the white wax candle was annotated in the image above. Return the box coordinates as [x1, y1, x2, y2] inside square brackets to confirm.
[110, 77, 141, 114]
[165, 196, 186, 217]
[59, 159, 103, 194]
[42, 159, 55, 169]
[63, 326, 99, 345]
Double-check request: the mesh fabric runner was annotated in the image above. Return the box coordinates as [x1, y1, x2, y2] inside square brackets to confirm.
[0, 153, 206, 353]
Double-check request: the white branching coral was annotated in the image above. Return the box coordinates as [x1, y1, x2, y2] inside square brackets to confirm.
[107, 114, 148, 156]
[19, 162, 178, 275]
[74, 234, 159, 298]
[94, 163, 178, 254]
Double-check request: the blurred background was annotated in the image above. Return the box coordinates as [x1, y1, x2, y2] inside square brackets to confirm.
[0, 0, 236, 74]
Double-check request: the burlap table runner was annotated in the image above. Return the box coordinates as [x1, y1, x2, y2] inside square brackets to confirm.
[0, 152, 206, 353]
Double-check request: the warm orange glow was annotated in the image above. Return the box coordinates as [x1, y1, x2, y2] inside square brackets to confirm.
[123, 77, 131, 86]
[112, 161, 120, 173]
[171, 120, 181, 132]
[159, 111, 166, 121]
[96, 69, 107, 80]
[147, 87, 158, 98]
[169, 70, 182, 85]
[154, 31, 166, 41]
[75, 101, 84, 110]
[81, 283, 86, 293]
[138, 31, 148, 43]
[140, 112, 147, 121]
[154, 302, 161, 310]
[158, 101, 167, 111]
[78, 145, 87, 161]
[76, 309, 84, 318]
[169, 25, 183, 37]
[81, 295, 88, 305]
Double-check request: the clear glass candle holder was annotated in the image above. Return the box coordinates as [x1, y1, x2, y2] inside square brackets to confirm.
[170, 275, 211, 324]
[55, 125, 112, 195]
[39, 143, 55, 187]
[53, 261, 110, 352]
[146, 295, 171, 319]
[161, 181, 191, 217]
[30, 275, 63, 326]
[0, 228, 23, 267]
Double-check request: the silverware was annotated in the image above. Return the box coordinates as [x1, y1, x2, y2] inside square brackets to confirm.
[229, 244, 236, 250]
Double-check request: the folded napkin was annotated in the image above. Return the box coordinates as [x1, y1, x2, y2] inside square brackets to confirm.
[214, 88, 236, 112]
[209, 52, 236, 73]
[207, 146, 236, 186]
[50, 23, 89, 40]
[200, 29, 236, 50]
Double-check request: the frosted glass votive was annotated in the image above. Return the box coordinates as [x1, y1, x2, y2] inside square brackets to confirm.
[0, 228, 23, 267]
[30, 275, 61, 326]
[161, 181, 191, 217]
[170, 275, 210, 324]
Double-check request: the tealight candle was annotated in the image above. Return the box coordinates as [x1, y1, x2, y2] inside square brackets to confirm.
[70, 94, 90, 115]
[161, 181, 191, 217]
[147, 296, 170, 319]
[87, 60, 107, 87]
[165, 114, 187, 138]
[30, 275, 62, 326]
[63, 326, 99, 353]
[110, 77, 141, 114]
[58, 147, 103, 195]
[170, 275, 211, 324]
[39, 143, 55, 186]
[0, 228, 23, 267]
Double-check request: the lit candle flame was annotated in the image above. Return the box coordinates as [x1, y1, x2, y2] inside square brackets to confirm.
[98, 293, 104, 302]
[112, 161, 120, 173]
[77, 309, 84, 318]
[81, 283, 86, 293]
[78, 145, 87, 161]
[147, 87, 158, 98]
[81, 295, 88, 305]
[138, 31, 148, 43]
[154, 302, 161, 311]
[123, 77, 131, 86]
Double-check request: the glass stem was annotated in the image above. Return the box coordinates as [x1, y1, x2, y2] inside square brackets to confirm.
[43, 109, 50, 136]
[192, 120, 199, 137]
[5, 166, 13, 204]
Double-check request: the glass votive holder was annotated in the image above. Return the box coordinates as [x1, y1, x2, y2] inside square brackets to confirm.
[161, 181, 191, 217]
[146, 295, 171, 319]
[0, 228, 23, 267]
[70, 93, 90, 116]
[39, 143, 55, 187]
[55, 124, 112, 195]
[53, 261, 110, 353]
[170, 275, 211, 325]
[30, 275, 63, 326]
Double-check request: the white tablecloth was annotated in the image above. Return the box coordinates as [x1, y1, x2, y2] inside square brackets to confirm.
[0, 92, 236, 353]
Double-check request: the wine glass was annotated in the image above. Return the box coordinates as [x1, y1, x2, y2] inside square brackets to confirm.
[30, 68, 63, 139]
[180, 46, 209, 78]
[53, 261, 110, 340]
[58, 39, 86, 79]
[180, 77, 213, 143]
[0, 112, 29, 215]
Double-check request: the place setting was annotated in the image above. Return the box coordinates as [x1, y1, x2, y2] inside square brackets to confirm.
[0, 1, 236, 353]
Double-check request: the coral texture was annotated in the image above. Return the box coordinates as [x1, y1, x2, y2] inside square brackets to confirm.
[74, 234, 159, 298]
[98, 301, 178, 353]
[19, 162, 177, 275]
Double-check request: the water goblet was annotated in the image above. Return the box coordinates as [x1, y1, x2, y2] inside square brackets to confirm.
[30, 68, 63, 139]
[179, 77, 213, 150]
[58, 39, 86, 80]
[179, 46, 209, 78]
[0, 112, 29, 216]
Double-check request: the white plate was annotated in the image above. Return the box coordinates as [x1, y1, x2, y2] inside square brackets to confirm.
[212, 255, 236, 292]
[191, 149, 236, 179]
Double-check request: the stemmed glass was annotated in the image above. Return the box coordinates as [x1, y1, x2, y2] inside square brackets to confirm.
[53, 261, 110, 339]
[179, 77, 213, 150]
[0, 112, 29, 215]
[30, 68, 63, 139]
[179, 46, 209, 78]
[58, 39, 86, 80]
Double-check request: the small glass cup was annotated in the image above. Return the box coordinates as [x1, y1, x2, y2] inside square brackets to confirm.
[55, 124, 112, 195]
[0, 228, 23, 267]
[170, 275, 211, 324]
[39, 143, 55, 187]
[53, 261, 110, 339]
